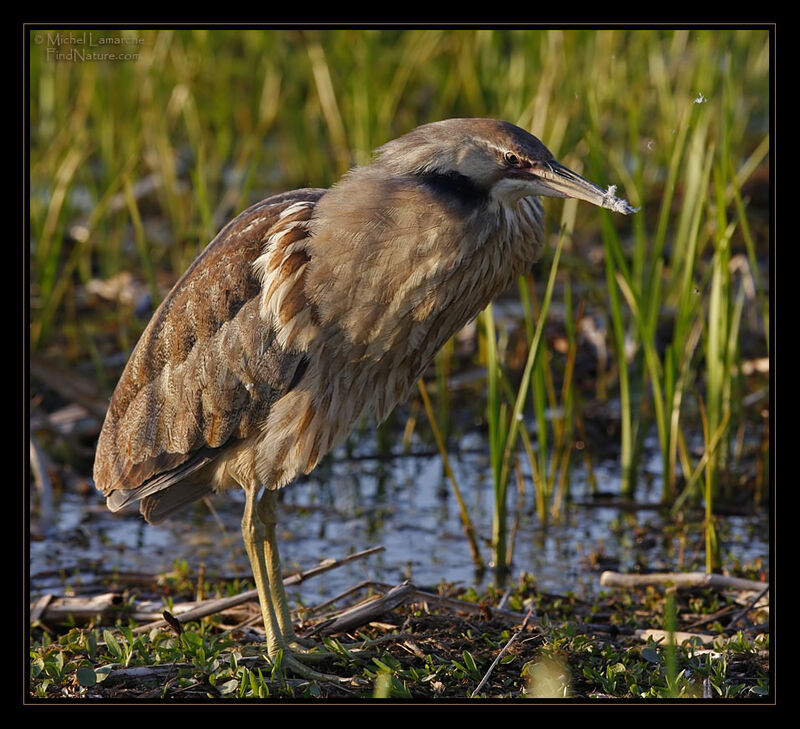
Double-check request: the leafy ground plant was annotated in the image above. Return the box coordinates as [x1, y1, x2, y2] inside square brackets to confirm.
[29, 566, 769, 700]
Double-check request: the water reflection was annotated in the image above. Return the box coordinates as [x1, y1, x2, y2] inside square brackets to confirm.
[29, 436, 768, 606]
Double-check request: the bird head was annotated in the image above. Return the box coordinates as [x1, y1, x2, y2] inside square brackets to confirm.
[374, 118, 636, 214]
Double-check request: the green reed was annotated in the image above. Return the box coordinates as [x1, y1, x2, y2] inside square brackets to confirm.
[483, 224, 567, 571]
[29, 28, 770, 576]
[581, 31, 768, 572]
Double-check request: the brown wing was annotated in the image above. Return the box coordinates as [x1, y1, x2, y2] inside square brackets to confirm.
[93, 188, 325, 517]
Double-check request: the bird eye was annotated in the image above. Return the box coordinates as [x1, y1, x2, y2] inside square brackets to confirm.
[504, 151, 520, 167]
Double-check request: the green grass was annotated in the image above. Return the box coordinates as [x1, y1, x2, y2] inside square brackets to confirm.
[484, 220, 568, 571]
[29, 27, 770, 587]
[28, 569, 770, 699]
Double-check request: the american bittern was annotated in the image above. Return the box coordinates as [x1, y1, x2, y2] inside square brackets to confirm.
[94, 118, 635, 679]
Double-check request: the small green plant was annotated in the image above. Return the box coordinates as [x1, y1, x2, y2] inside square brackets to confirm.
[482, 222, 568, 571]
[367, 653, 413, 699]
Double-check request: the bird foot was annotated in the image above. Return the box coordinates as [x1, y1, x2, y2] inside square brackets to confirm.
[270, 648, 365, 686]
[247, 631, 371, 683]
[293, 633, 381, 661]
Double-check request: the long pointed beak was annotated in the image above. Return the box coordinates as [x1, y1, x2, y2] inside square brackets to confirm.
[533, 160, 638, 215]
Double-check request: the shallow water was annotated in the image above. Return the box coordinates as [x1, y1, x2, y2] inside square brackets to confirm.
[29, 422, 769, 608]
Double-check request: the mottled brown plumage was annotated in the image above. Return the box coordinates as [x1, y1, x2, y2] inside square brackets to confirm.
[94, 190, 321, 521]
[94, 118, 634, 678]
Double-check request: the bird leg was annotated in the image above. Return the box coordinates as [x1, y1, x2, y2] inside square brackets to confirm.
[241, 484, 352, 683]
[255, 487, 314, 649]
[241, 484, 287, 658]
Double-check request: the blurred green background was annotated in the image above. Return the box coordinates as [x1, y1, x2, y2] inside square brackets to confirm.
[29, 27, 770, 345]
[28, 28, 771, 566]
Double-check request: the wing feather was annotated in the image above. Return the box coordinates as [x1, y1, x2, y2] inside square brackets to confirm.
[93, 189, 325, 516]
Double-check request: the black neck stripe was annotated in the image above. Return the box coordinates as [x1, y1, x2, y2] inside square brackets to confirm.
[415, 170, 489, 207]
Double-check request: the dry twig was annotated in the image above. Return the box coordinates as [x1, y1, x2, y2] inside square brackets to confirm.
[471, 605, 536, 697]
[29, 546, 384, 630]
[600, 570, 768, 593]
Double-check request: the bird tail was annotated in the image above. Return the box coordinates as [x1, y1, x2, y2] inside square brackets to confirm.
[105, 451, 215, 524]
[140, 480, 215, 524]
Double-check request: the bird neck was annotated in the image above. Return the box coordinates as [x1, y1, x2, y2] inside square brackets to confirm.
[303, 176, 545, 365]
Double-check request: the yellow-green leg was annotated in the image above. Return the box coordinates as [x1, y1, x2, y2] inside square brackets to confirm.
[241, 485, 285, 658]
[256, 487, 306, 647]
[241, 484, 350, 682]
